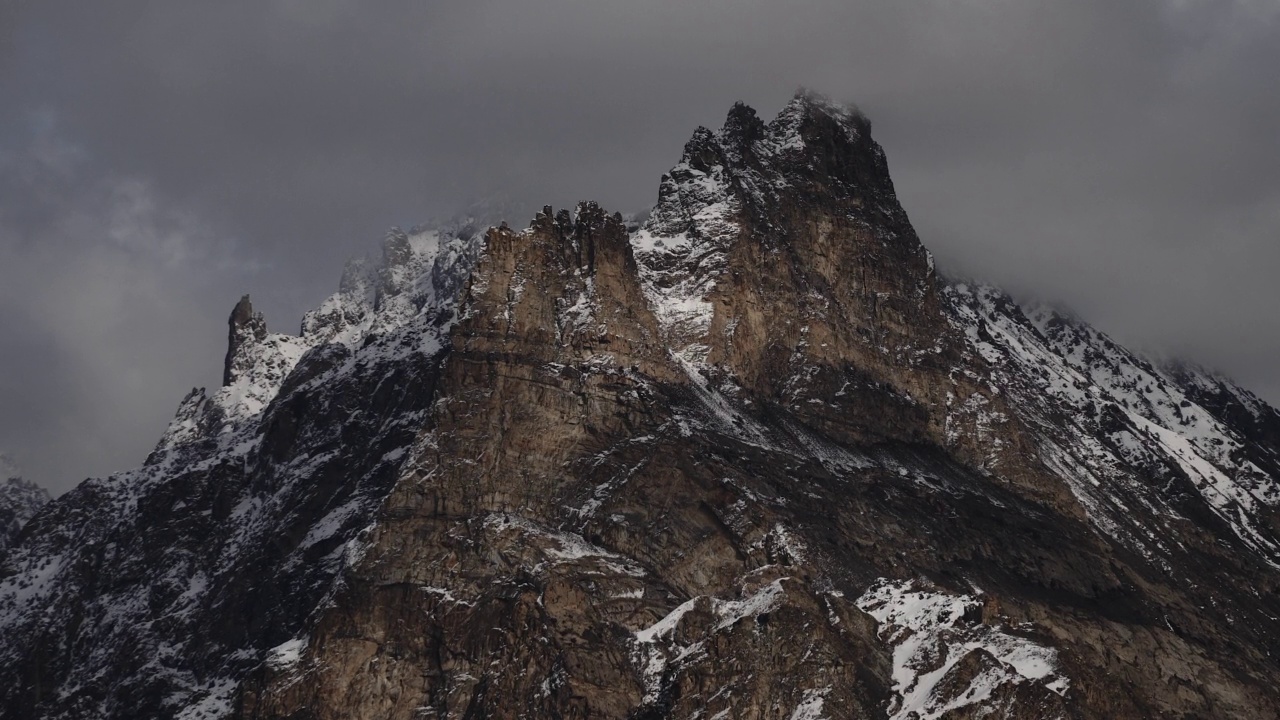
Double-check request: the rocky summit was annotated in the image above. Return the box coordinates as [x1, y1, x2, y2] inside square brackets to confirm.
[3, 90, 1280, 719]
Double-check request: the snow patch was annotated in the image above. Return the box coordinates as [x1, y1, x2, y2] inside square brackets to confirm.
[174, 678, 238, 720]
[713, 579, 787, 630]
[856, 578, 1068, 720]
[789, 688, 830, 720]
[636, 597, 700, 644]
[266, 637, 307, 671]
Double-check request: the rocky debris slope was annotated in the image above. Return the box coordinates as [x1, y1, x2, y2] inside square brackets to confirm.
[0, 456, 49, 553]
[4, 91, 1280, 719]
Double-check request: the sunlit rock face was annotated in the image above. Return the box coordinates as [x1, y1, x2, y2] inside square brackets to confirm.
[4, 92, 1280, 720]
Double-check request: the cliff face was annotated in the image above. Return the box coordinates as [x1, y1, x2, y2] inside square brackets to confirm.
[4, 92, 1280, 720]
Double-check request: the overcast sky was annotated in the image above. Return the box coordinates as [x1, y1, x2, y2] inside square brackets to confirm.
[2, 1, 1277, 494]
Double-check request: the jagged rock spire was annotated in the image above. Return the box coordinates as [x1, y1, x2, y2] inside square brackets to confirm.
[223, 294, 267, 386]
[0, 455, 50, 552]
[720, 101, 766, 149]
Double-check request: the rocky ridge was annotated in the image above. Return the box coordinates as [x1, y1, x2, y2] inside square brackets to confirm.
[2, 91, 1280, 719]
[0, 215, 487, 719]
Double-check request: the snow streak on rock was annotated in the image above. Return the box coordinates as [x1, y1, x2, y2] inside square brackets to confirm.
[633, 578, 795, 706]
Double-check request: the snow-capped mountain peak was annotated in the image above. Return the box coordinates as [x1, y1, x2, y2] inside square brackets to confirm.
[3, 94, 1280, 720]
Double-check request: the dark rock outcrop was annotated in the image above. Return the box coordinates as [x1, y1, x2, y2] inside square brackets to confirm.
[224, 295, 268, 387]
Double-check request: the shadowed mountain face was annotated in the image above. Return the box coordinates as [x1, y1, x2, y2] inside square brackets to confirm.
[4, 91, 1280, 720]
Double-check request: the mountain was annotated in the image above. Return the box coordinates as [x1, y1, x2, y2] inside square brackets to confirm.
[0, 455, 50, 553]
[3, 90, 1280, 719]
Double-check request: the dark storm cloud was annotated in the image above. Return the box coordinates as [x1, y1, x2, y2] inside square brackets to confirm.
[2, 0, 1278, 492]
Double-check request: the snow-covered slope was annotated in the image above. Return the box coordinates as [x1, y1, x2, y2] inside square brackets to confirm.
[947, 283, 1280, 568]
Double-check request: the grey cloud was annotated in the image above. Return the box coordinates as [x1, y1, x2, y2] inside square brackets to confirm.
[2, 0, 1278, 492]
